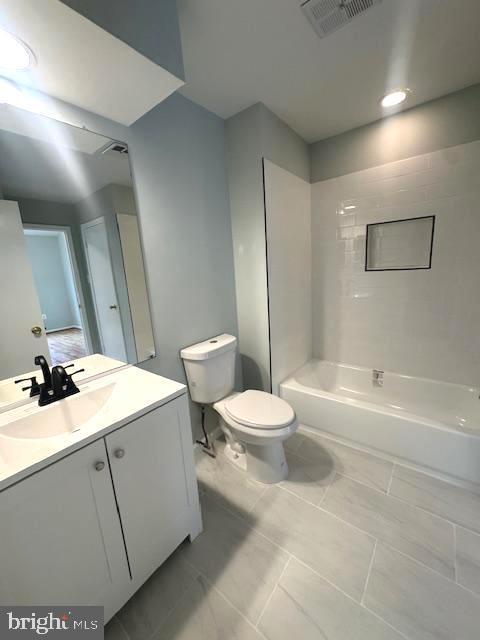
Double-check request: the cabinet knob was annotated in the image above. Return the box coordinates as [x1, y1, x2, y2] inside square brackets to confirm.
[94, 461, 105, 471]
[114, 448, 125, 459]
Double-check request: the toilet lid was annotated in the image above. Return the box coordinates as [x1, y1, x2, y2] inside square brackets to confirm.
[225, 390, 295, 429]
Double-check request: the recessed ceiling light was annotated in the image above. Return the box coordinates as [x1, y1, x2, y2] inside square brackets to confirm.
[381, 89, 409, 108]
[0, 28, 35, 71]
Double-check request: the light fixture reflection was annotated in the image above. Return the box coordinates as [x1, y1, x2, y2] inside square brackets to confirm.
[0, 29, 34, 71]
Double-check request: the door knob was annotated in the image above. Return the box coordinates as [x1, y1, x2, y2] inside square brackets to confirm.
[109, 304, 118, 310]
[94, 461, 105, 471]
[31, 325, 43, 337]
[114, 448, 125, 459]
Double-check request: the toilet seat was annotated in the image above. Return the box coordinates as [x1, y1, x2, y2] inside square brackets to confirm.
[225, 390, 295, 430]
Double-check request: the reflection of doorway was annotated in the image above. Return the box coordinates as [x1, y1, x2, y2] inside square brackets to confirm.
[81, 217, 127, 362]
[23, 225, 92, 365]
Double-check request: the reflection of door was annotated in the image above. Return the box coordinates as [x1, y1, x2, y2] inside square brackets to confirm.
[81, 218, 127, 362]
[0, 200, 49, 378]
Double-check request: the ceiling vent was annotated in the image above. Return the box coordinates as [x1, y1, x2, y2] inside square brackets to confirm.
[301, 0, 383, 38]
[100, 141, 129, 156]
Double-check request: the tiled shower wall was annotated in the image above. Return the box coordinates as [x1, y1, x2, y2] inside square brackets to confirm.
[312, 139, 480, 386]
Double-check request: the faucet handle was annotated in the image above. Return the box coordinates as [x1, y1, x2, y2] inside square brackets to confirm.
[64, 363, 75, 369]
[69, 368, 85, 377]
[15, 376, 40, 397]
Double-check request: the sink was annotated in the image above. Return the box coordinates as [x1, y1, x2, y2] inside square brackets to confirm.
[0, 383, 115, 440]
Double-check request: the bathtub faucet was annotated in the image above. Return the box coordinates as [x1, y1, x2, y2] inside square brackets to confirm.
[372, 369, 384, 388]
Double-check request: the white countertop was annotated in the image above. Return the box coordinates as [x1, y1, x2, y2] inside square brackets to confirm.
[0, 366, 186, 492]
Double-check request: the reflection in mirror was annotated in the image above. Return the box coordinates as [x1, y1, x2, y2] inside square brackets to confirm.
[0, 104, 155, 402]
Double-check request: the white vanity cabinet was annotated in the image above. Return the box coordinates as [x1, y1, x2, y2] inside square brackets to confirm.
[0, 392, 201, 620]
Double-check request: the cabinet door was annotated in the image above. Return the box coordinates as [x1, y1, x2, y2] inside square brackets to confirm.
[106, 398, 193, 585]
[0, 440, 130, 615]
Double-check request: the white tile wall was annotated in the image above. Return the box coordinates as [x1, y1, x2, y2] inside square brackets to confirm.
[312, 139, 480, 386]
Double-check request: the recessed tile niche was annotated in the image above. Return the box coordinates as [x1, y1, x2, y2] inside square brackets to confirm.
[365, 216, 435, 271]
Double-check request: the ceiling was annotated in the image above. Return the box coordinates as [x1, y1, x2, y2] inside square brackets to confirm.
[0, 119, 132, 204]
[0, 0, 183, 125]
[177, 0, 480, 142]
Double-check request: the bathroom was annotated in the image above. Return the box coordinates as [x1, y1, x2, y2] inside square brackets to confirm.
[0, 0, 479, 638]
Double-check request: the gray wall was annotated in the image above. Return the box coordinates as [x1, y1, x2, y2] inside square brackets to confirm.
[130, 93, 239, 393]
[226, 103, 309, 391]
[310, 83, 480, 182]
[25, 234, 79, 331]
[59, 0, 184, 80]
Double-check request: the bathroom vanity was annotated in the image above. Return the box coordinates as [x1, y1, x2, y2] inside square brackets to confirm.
[0, 365, 202, 620]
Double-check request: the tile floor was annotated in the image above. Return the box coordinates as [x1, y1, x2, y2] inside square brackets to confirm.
[47, 328, 87, 365]
[106, 426, 480, 640]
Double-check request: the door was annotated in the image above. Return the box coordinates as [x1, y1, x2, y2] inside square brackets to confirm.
[81, 218, 127, 361]
[0, 439, 130, 618]
[106, 400, 192, 585]
[0, 200, 49, 378]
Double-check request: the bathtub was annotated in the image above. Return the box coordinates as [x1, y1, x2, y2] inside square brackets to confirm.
[280, 360, 480, 485]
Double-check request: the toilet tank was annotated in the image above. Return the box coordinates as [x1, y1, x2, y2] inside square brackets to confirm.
[180, 334, 237, 404]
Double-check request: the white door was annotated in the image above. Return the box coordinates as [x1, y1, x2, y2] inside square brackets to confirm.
[82, 218, 127, 361]
[106, 400, 192, 585]
[0, 200, 49, 379]
[0, 439, 131, 619]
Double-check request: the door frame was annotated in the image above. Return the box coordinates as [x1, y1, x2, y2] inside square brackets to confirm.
[23, 223, 93, 354]
[80, 216, 126, 358]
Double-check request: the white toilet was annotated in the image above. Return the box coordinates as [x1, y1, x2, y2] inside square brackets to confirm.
[180, 334, 298, 484]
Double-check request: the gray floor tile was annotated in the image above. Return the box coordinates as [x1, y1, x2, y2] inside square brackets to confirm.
[390, 465, 480, 533]
[279, 451, 334, 504]
[259, 558, 403, 640]
[322, 474, 455, 578]
[156, 574, 264, 640]
[284, 432, 304, 454]
[456, 526, 480, 595]
[181, 494, 289, 624]
[104, 617, 128, 640]
[295, 431, 393, 492]
[364, 543, 480, 640]
[248, 486, 375, 601]
[117, 547, 198, 640]
[196, 444, 266, 515]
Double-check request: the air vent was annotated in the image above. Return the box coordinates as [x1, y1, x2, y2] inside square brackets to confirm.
[301, 0, 383, 38]
[100, 141, 129, 156]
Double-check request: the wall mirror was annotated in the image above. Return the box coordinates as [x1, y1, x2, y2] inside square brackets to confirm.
[0, 103, 155, 407]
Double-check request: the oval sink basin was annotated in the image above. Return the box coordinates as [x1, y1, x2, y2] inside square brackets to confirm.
[0, 383, 115, 439]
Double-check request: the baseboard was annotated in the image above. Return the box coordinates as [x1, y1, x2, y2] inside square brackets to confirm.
[46, 325, 82, 334]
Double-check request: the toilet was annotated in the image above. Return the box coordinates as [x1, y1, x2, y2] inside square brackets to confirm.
[180, 334, 298, 483]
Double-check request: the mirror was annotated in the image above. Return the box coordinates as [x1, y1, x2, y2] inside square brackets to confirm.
[0, 103, 156, 405]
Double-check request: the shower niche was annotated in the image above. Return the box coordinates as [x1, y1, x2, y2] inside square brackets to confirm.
[365, 215, 435, 271]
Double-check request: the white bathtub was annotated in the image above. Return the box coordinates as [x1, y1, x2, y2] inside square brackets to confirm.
[280, 360, 480, 485]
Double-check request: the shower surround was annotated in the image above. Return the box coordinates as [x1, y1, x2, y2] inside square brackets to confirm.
[311, 139, 480, 387]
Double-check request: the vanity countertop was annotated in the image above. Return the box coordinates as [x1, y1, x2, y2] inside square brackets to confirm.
[0, 366, 186, 492]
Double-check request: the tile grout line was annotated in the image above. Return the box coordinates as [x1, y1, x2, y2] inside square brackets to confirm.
[114, 616, 130, 640]
[360, 539, 378, 605]
[453, 524, 458, 584]
[255, 554, 292, 630]
[248, 485, 269, 514]
[387, 462, 396, 494]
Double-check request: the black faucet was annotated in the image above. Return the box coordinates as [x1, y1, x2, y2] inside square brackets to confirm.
[51, 365, 85, 401]
[31, 355, 85, 406]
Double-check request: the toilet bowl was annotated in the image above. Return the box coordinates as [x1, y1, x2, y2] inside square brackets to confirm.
[180, 334, 298, 484]
[214, 390, 298, 483]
